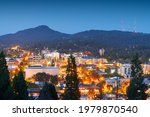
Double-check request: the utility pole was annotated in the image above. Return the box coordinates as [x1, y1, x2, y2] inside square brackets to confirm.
[116, 77, 119, 100]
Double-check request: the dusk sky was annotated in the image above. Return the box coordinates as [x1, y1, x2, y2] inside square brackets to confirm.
[0, 0, 150, 35]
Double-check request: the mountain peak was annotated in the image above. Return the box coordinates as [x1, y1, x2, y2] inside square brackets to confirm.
[35, 25, 51, 30]
[0, 25, 69, 45]
[15, 25, 63, 35]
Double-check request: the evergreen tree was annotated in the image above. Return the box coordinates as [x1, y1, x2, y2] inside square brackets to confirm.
[38, 82, 58, 100]
[127, 53, 148, 100]
[0, 51, 14, 99]
[13, 71, 28, 100]
[63, 54, 80, 100]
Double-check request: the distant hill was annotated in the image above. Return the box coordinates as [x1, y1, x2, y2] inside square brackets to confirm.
[1, 25, 150, 61]
[0, 25, 69, 46]
[71, 30, 150, 47]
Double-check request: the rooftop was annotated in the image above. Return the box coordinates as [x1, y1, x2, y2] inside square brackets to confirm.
[27, 66, 59, 69]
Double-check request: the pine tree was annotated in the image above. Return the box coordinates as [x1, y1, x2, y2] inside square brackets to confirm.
[38, 82, 58, 100]
[0, 51, 14, 99]
[13, 71, 28, 100]
[63, 54, 80, 100]
[127, 53, 148, 100]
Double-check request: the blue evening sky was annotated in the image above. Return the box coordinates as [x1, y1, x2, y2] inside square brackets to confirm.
[0, 0, 150, 35]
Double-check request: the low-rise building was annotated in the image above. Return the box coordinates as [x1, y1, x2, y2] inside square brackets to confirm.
[78, 57, 108, 65]
[118, 64, 131, 78]
[142, 64, 150, 74]
[25, 66, 59, 79]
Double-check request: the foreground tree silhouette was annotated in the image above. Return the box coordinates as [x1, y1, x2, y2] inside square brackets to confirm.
[63, 54, 80, 100]
[13, 71, 28, 100]
[127, 54, 148, 100]
[32, 72, 58, 85]
[38, 82, 58, 100]
[0, 51, 14, 99]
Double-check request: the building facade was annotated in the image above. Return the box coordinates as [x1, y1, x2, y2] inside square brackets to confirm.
[25, 66, 59, 79]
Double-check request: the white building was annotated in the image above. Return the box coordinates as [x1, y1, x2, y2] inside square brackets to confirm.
[44, 51, 60, 60]
[25, 66, 59, 79]
[118, 64, 131, 78]
[99, 48, 105, 56]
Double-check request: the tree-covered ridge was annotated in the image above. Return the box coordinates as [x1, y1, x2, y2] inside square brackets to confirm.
[1, 26, 150, 61]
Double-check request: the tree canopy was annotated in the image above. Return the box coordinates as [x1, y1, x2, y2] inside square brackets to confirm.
[63, 54, 80, 100]
[0, 51, 14, 99]
[127, 53, 148, 100]
[13, 71, 28, 100]
[38, 82, 58, 100]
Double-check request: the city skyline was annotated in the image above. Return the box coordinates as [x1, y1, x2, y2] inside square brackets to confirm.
[0, 0, 150, 35]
